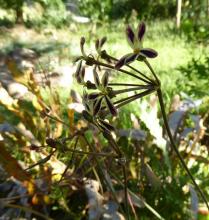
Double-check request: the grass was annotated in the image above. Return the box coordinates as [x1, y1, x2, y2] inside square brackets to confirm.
[0, 19, 208, 105]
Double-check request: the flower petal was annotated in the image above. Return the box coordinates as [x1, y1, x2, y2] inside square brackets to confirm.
[88, 92, 100, 100]
[93, 97, 103, 115]
[93, 69, 100, 88]
[140, 48, 158, 58]
[100, 37, 107, 48]
[80, 67, 85, 81]
[101, 71, 109, 88]
[126, 25, 135, 48]
[75, 60, 82, 79]
[115, 53, 139, 69]
[115, 53, 133, 69]
[137, 22, 146, 41]
[104, 96, 117, 116]
[125, 53, 139, 64]
[95, 39, 100, 51]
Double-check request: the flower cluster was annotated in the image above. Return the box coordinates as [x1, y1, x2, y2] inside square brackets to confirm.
[74, 21, 158, 135]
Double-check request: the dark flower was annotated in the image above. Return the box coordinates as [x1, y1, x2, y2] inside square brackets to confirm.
[115, 22, 158, 69]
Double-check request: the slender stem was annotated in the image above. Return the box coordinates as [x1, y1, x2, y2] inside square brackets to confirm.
[114, 89, 156, 108]
[102, 52, 155, 84]
[157, 88, 209, 210]
[82, 134, 124, 214]
[44, 113, 70, 127]
[64, 148, 116, 157]
[105, 133, 129, 219]
[112, 85, 155, 96]
[112, 85, 154, 95]
[122, 163, 130, 219]
[109, 83, 149, 87]
[91, 58, 153, 85]
[25, 150, 56, 171]
[59, 137, 79, 183]
[144, 59, 160, 85]
[3, 203, 52, 220]
[100, 89, 155, 118]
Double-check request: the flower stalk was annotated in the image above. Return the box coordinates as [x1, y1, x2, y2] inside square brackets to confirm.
[74, 20, 209, 218]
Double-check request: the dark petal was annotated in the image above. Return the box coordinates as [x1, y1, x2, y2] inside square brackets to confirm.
[86, 80, 96, 89]
[115, 53, 132, 69]
[126, 25, 135, 44]
[98, 122, 113, 134]
[93, 69, 100, 88]
[125, 53, 138, 64]
[105, 96, 117, 116]
[88, 92, 100, 100]
[100, 37, 107, 48]
[137, 22, 146, 41]
[101, 71, 109, 88]
[98, 119, 115, 131]
[140, 48, 158, 58]
[80, 67, 85, 81]
[93, 97, 103, 115]
[75, 60, 82, 79]
[95, 39, 100, 50]
[80, 37, 86, 56]
[82, 110, 93, 122]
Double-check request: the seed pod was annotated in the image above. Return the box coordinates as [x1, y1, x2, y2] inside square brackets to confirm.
[95, 39, 100, 51]
[80, 37, 85, 46]
[82, 110, 93, 122]
[75, 60, 82, 79]
[93, 69, 100, 88]
[80, 67, 85, 82]
[80, 37, 86, 56]
[98, 119, 115, 132]
[104, 96, 117, 116]
[101, 71, 109, 88]
[100, 37, 107, 48]
[93, 97, 103, 116]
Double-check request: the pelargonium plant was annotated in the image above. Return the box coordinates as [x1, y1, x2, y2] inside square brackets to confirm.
[74, 21, 208, 218]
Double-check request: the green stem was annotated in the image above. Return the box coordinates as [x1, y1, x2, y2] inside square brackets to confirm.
[105, 133, 130, 219]
[157, 88, 209, 210]
[109, 83, 149, 87]
[112, 85, 154, 96]
[100, 89, 155, 119]
[91, 58, 153, 85]
[122, 163, 130, 220]
[102, 52, 155, 84]
[144, 59, 160, 85]
[114, 89, 156, 108]
[82, 134, 125, 214]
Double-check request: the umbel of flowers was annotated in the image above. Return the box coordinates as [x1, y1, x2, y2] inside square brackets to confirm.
[74, 21, 209, 213]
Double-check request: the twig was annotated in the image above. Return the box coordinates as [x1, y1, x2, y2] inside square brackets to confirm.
[2, 203, 52, 220]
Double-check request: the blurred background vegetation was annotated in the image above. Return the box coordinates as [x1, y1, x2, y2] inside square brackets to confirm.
[0, 0, 209, 219]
